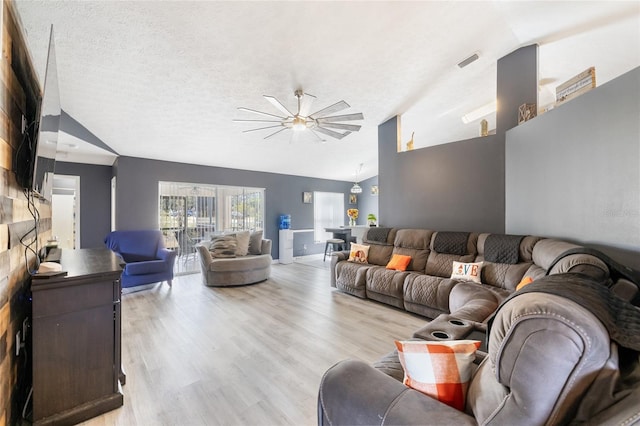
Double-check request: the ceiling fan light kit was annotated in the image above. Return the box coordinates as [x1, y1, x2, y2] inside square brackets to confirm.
[235, 90, 364, 141]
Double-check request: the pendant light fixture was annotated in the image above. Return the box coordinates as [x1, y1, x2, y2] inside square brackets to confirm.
[351, 163, 363, 194]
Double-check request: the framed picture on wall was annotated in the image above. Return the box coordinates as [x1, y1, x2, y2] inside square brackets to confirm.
[371, 185, 379, 196]
[303, 192, 313, 204]
[349, 194, 357, 204]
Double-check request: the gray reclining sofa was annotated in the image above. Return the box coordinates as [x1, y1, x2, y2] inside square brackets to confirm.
[331, 228, 610, 327]
[323, 228, 640, 424]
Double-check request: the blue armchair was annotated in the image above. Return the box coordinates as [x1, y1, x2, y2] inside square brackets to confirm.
[104, 230, 177, 289]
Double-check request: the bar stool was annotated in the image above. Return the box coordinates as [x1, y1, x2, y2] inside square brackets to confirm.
[324, 238, 345, 262]
[347, 236, 357, 250]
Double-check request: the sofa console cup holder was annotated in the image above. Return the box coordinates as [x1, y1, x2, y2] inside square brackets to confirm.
[430, 331, 451, 339]
[414, 314, 483, 343]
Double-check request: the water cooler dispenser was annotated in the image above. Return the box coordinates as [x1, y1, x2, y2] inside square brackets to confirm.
[278, 215, 293, 264]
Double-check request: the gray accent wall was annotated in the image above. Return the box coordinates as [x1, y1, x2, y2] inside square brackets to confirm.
[113, 156, 355, 258]
[378, 45, 539, 233]
[54, 161, 112, 248]
[379, 117, 504, 232]
[357, 175, 379, 225]
[506, 66, 640, 269]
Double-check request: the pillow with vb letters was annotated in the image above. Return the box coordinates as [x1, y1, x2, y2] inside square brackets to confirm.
[451, 261, 483, 283]
[395, 339, 481, 411]
[386, 254, 412, 271]
[347, 243, 370, 264]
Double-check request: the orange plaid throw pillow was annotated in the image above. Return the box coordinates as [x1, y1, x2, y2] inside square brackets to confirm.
[395, 339, 481, 411]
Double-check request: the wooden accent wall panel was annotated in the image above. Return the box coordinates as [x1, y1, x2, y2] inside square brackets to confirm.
[0, 0, 51, 424]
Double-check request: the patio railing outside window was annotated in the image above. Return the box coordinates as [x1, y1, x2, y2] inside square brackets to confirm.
[159, 182, 265, 274]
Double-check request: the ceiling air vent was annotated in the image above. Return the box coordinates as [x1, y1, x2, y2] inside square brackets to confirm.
[458, 53, 479, 69]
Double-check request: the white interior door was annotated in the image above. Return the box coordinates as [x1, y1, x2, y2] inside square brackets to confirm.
[52, 193, 75, 248]
[52, 175, 80, 249]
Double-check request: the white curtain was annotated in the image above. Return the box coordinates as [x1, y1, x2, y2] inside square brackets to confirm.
[313, 192, 344, 242]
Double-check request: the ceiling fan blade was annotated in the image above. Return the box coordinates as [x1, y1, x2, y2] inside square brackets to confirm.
[238, 107, 286, 119]
[264, 95, 294, 117]
[299, 93, 316, 117]
[242, 124, 284, 133]
[309, 129, 327, 143]
[309, 100, 350, 119]
[316, 112, 364, 122]
[264, 127, 288, 139]
[233, 119, 283, 123]
[318, 122, 361, 132]
[313, 126, 351, 140]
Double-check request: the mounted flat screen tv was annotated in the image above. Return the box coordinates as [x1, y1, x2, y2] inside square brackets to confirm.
[14, 26, 60, 202]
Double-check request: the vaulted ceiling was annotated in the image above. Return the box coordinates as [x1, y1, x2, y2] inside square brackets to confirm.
[14, 1, 640, 182]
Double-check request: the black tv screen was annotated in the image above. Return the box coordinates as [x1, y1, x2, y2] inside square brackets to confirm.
[15, 26, 60, 201]
[32, 27, 60, 201]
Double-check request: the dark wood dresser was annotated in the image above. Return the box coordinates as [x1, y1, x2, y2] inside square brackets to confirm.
[31, 248, 124, 425]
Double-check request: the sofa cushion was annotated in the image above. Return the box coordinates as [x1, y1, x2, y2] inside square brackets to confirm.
[348, 243, 370, 263]
[366, 266, 409, 308]
[207, 254, 271, 272]
[475, 234, 542, 290]
[386, 254, 412, 271]
[210, 236, 237, 258]
[222, 230, 250, 256]
[119, 252, 156, 263]
[124, 259, 165, 275]
[433, 232, 470, 256]
[104, 229, 162, 260]
[362, 228, 397, 267]
[448, 283, 502, 319]
[335, 261, 371, 298]
[392, 229, 433, 271]
[483, 234, 524, 264]
[248, 230, 263, 255]
[232, 230, 251, 256]
[364, 227, 394, 244]
[532, 239, 609, 279]
[367, 244, 394, 267]
[403, 274, 458, 318]
[451, 261, 483, 283]
[426, 252, 476, 278]
[426, 233, 478, 277]
[395, 339, 481, 411]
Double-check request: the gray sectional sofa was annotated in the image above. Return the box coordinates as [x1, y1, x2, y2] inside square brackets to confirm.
[331, 228, 610, 324]
[322, 228, 640, 425]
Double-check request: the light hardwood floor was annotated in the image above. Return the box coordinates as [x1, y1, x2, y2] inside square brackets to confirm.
[81, 258, 427, 426]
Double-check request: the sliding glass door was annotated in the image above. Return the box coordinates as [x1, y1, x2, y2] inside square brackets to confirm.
[159, 182, 265, 274]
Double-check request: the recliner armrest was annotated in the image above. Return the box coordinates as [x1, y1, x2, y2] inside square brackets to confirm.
[156, 247, 177, 263]
[125, 259, 167, 275]
[319, 359, 476, 425]
[330, 251, 349, 287]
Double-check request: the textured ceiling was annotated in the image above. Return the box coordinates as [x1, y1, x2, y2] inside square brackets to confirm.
[13, 1, 640, 182]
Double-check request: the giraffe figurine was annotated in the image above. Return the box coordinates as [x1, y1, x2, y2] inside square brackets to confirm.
[406, 131, 415, 151]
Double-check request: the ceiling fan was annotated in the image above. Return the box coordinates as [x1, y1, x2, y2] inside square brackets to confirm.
[234, 90, 364, 141]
